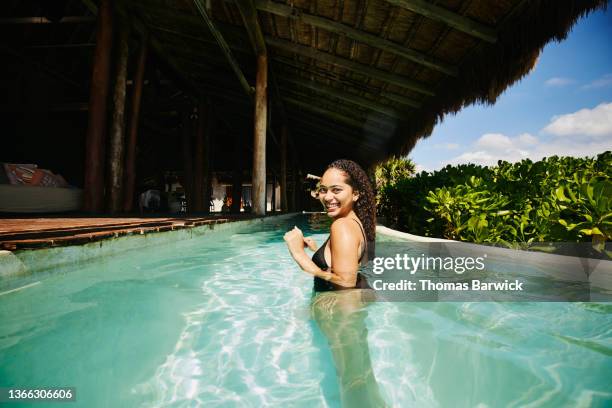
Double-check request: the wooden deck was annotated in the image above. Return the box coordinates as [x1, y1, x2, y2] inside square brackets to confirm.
[0, 214, 258, 251]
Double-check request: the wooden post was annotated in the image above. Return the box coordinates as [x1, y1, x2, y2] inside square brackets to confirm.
[193, 101, 207, 212]
[108, 20, 129, 213]
[271, 173, 276, 212]
[123, 31, 148, 212]
[203, 104, 213, 214]
[231, 133, 243, 214]
[280, 125, 287, 212]
[295, 170, 302, 212]
[290, 161, 296, 212]
[181, 110, 194, 213]
[252, 54, 267, 216]
[83, 0, 113, 213]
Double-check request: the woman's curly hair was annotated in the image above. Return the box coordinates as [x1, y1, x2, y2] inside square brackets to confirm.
[327, 159, 376, 243]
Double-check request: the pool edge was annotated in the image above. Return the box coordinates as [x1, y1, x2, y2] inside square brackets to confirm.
[0, 213, 300, 289]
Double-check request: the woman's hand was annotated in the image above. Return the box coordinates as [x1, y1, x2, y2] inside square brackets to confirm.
[284, 226, 315, 255]
[303, 237, 317, 251]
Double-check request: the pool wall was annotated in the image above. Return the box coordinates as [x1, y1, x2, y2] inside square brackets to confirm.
[376, 225, 612, 298]
[0, 213, 298, 292]
[2, 218, 610, 297]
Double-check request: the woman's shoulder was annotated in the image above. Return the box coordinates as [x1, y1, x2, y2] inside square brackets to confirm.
[330, 217, 362, 239]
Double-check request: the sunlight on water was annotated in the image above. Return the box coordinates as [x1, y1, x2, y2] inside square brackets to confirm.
[0, 215, 611, 407]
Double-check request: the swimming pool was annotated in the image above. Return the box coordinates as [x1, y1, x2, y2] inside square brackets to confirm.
[1, 215, 611, 407]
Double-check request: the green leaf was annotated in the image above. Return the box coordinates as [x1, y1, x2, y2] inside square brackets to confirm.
[555, 187, 568, 202]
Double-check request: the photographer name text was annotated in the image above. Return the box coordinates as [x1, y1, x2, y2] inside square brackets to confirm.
[372, 279, 524, 291]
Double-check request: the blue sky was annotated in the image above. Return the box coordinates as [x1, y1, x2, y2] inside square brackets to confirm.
[409, 8, 612, 172]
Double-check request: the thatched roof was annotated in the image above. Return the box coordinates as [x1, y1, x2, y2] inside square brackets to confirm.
[126, 0, 607, 170]
[2, 0, 608, 174]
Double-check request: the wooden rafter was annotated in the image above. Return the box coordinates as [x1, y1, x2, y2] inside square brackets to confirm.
[281, 87, 397, 130]
[192, 0, 253, 96]
[278, 76, 403, 119]
[265, 36, 435, 96]
[0, 16, 95, 24]
[254, 0, 457, 76]
[384, 0, 497, 43]
[272, 57, 423, 108]
[235, 0, 267, 55]
[284, 97, 389, 138]
[288, 115, 385, 153]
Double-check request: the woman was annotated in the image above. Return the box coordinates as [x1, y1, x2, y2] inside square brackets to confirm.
[284, 159, 376, 291]
[285, 160, 387, 407]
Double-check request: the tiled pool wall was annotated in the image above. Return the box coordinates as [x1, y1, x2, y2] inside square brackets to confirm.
[0, 213, 299, 291]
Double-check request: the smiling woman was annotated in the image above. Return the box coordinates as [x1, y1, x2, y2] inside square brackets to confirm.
[283, 160, 387, 407]
[283, 159, 376, 292]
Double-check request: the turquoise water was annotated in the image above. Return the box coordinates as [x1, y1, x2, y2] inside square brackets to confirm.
[1, 215, 611, 407]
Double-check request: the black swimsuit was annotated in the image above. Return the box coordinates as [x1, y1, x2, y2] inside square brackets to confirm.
[312, 219, 372, 292]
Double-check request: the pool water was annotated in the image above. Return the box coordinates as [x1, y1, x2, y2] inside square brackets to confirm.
[1, 215, 611, 407]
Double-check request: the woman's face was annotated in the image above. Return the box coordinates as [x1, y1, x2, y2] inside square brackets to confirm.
[317, 168, 359, 218]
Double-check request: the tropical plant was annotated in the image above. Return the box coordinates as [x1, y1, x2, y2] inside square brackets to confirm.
[377, 151, 611, 249]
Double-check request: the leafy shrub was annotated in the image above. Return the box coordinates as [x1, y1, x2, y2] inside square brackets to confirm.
[376, 152, 611, 246]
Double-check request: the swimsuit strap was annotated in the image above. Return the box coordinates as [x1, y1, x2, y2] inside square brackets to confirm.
[351, 218, 367, 262]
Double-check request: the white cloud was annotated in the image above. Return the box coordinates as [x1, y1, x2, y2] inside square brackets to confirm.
[517, 133, 538, 145]
[447, 135, 609, 168]
[447, 132, 537, 166]
[448, 148, 529, 167]
[542, 102, 612, 138]
[433, 143, 459, 150]
[545, 77, 574, 87]
[475, 133, 514, 151]
[581, 73, 612, 89]
[446, 105, 611, 167]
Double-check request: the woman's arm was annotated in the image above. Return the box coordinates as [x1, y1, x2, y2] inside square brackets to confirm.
[284, 222, 361, 287]
[328, 219, 362, 287]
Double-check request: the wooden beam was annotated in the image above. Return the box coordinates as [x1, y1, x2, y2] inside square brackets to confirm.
[281, 87, 397, 131]
[254, 0, 457, 76]
[193, 101, 207, 212]
[280, 125, 288, 212]
[273, 57, 423, 108]
[192, 0, 253, 96]
[265, 36, 435, 96]
[231, 133, 244, 213]
[0, 16, 95, 24]
[25, 43, 95, 49]
[288, 118, 384, 153]
[108, 20, 129, 214]
[83, 0, 113, 213]
[380, 91, 422, 108]
[123, 31, 148, 213]
[284, 97, 389, 143]
[181, 110, 194, 213]
[235, 0, 267, 55]
[278, 76, 403, 118]
[144, 9, 422, 112]
[156, 28, 418, 115]
[203, 102, 213, 214]
[383, 0, 497, 43]
[252, 54, 268, 215]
